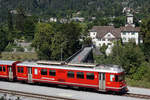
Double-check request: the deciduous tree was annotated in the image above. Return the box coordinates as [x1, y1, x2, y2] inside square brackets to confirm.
[0, 27, 9, 56]
[141, 17, 150, 61]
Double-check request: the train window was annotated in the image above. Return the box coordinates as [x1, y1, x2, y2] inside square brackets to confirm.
[115, 74, 125, 82]
[110, 75, 115, 82]
[41, 69, 47, 75]
[67, 71, 74, 78]
[3, 66, 6, 72]
[77, 72, 84, 79]
[17, 67, 24, 73]
[86, 73, 94, 80]
[115, 75, 118, 82]
[17, 67, 20, 73]
[49, 70, 56, 76]
[20, 67, 24, 73]
[118, 73, 125, 82]
[34, 68, 38, 75]
[0, 66, 2, 71]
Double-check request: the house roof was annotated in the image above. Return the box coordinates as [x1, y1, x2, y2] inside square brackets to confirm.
[91, 25, 140, 39]
[120, 25, 140, 32]
[91, 26, 121, 39]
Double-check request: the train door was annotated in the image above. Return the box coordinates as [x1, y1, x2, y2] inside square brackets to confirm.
[8, 66, 13, 81]
[28, 67, 32, 83]
[99, 73, 105, 90]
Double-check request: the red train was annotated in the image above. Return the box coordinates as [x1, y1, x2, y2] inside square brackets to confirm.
[0, 60, 128, 93]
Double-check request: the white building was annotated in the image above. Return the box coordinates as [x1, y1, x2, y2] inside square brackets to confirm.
[90, 13, 141, 47]
[121, 13, 140, 45]
[90, 26, 120, 47]
[120, 26, 140, 45]
[49, 17, 57, 22]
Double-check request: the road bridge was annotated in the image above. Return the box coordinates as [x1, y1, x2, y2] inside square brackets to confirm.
[68, 47, 93, 63]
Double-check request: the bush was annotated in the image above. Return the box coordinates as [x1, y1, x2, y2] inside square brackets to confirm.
[27, 46, 33, 51]
[143, 67, 150, 82]
[4, 43, 14, 52]
[132, 62, 149, 80]
[16, 47, 24, 52]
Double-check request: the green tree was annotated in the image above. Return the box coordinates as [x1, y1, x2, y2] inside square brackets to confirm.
[32, 23, 54, 60]
[100, 44, 108, 56]
[140, 17, 150, 61]
[0, 26, 9, 55]
[113, 16, 125, 28]
[59, 22, 82, 59]
[32, 22, 82, 60]
[132, 62, 150, 80]
[83, 37, 92, 46]
[15, 6, 26, 32]
[50, 31, 65, 60]
[110, 42, 145, 75]
[7, 10, 13, 31]
[24, 16, 38, 41]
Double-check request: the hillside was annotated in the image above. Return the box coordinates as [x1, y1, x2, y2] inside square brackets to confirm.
[0, 0, 150, 23]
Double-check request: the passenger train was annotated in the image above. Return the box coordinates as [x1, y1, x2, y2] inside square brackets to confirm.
[0, 60, 128, 93]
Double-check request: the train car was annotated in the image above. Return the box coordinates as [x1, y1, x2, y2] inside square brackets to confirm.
[16, 62, 128, 93]
[0, 60, 20, 80]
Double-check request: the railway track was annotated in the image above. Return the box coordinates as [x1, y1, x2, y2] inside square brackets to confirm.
[123, 93, 150, 99]
[0, 88, 77, 100]
[0, 81, 150, 100]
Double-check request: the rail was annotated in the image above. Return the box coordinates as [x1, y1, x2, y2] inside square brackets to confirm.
[0, 88, 77, 100]
[123, 93, 150, 99]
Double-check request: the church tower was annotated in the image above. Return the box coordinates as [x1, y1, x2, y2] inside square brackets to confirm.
[125, 13, 135, 27]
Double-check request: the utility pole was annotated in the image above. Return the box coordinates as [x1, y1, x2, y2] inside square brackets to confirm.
[60, 41, 68, 61]
[61, 47, 63, 61]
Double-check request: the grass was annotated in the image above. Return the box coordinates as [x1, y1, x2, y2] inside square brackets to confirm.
[126, 78, 150, 89]
[1, 52, 38, 61]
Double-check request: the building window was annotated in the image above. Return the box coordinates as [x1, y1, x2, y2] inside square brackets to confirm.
[132, 32, 135, 35]
[108, 43, 112, 45]
[49, 70, 56, 76]
[77, 72, 84, 79]
[123, 37, 126, 40]
[102, 39, 105, 41]
[67, 71, 74, 78]
[108, 39, 111, 41]
[123, 32, 126, 35]
[86, 73, 94, 80]
[41, 69, 47, 75]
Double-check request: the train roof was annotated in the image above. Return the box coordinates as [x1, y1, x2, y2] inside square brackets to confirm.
[16, 62, 124, 73]
[0, 60, 16, 65]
